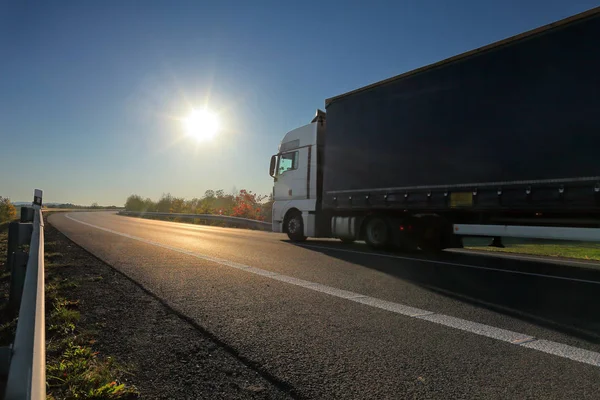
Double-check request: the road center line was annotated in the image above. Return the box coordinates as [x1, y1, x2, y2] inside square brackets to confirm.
[298, 244, 600, 285]
[64, 213, 600, 368]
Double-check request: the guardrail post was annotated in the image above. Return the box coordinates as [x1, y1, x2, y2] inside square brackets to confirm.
[5, 223, 18, 273]
[5, 223, 33, 273]
[8, 252, 29, 312]
[20, 207, 34, 223]
[0, 345, 11, 376]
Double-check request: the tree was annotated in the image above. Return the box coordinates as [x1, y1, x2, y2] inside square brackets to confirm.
[231, 189, 267, 220]
[0, 197, 17, 223]
[170, 197, 185, 213]
[214, 190, 234, 215]
[156, 193, 173, 213]
[260, 193, 274, 222]
[125, 195, 145, 211]
[143, 198, 156, 212]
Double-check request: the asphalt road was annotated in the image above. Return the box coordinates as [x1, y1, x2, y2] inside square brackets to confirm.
[49, 212, 600, 399]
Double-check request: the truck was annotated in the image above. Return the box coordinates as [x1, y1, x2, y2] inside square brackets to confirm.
[269, 7, 600, 251]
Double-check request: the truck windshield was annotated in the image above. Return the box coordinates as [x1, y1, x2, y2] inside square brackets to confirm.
[278, 151, 298, 175]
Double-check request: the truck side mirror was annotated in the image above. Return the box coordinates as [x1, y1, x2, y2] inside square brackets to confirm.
[269, 155, 277, 177]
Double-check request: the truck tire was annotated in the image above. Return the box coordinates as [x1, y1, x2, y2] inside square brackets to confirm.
[365, 217, 391, 249]
[286, 212, 307, 242]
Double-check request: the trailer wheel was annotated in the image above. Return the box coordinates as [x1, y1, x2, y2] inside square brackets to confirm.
[286, 211, 307, 242]
[365, 217, 391, 249]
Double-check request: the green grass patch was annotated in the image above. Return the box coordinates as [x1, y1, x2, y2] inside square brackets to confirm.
[47, 340, 137, 400]
[46, 252, 64, 262]
[48, 297, 80, 336]
[45, 241, 59, 253]
[46, 263, 74, 270]
[45, 251, 138, 399]
[464, 237, 600, 262]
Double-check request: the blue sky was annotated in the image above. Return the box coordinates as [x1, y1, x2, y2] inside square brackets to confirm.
[1, 0, 598, 205]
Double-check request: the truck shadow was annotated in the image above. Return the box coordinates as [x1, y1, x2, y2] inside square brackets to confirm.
[290, 240, 600, 344]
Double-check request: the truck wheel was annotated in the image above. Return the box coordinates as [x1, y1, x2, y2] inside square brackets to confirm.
[365, 217, 390, 249]
[286, 212, 307, 242]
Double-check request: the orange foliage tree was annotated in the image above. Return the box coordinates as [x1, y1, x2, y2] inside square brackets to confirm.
[231, 190, 267, 221]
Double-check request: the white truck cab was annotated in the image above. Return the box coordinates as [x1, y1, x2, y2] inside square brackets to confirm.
[269, 111, 325, 240]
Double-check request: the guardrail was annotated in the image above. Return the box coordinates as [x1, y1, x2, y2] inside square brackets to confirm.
[2, 189, 45, 400]
[118, 211, 271, 231]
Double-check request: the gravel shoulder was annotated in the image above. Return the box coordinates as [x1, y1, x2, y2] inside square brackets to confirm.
[45, 214, 294, 400]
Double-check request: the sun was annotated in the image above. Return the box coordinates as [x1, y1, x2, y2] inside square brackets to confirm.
[183, 109, 220, 142]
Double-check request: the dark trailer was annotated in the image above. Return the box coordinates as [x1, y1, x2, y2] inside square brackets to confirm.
[322, 7, 600, 227]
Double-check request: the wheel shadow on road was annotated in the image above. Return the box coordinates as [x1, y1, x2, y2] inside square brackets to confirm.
[289, 240, 600, 344]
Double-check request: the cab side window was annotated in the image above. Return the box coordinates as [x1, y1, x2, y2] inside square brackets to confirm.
[278, 151, 298, 175]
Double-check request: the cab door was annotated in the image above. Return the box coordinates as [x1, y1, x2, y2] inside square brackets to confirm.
[273, 148, 309, 201]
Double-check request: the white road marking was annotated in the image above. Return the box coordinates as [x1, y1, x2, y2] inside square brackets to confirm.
[520, 340, 600, 366]
[64, 213, 600, 367]
[352, 297, 433, 317]
[416, 314, 534, 343]
[299, 244, 600, 285]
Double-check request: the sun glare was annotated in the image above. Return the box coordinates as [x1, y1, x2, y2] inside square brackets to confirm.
[183, 109, 220, 142]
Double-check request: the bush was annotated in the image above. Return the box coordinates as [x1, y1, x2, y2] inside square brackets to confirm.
[124, 189, 272, 221]
[0, 197, 16, 223]
[124, 195, 146, 212]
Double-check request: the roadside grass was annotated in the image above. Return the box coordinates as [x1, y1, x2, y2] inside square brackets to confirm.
[463, 237, 600, 262]
[45, 249, 139, 399]
[0, 220, 137, 399]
